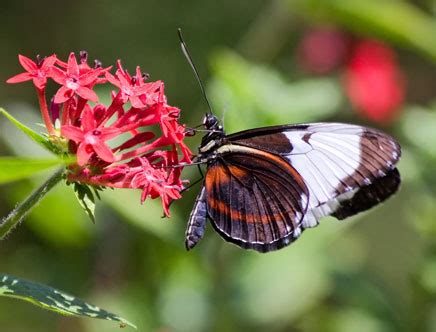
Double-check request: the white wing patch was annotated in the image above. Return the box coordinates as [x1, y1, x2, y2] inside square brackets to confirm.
[283, 123, 395, 229]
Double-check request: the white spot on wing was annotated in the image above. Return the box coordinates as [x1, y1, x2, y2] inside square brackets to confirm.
[284, 129, 362, 209]
[284, 125, 365, 228]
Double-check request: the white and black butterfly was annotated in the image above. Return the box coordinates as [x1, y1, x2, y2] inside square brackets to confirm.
[177, 29, 401, 253]
[185, 113, 401, 253]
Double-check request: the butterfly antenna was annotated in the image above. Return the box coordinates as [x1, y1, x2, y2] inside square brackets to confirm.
[177, 28, 214, 115]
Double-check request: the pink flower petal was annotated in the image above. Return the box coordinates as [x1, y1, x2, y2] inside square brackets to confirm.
[145, 81, 163, 93]
[115, 132, 155, 151]
[56, 58, 68, 68]
[76, 86, 99, 102]
[50, 66, 67, 85]
[105, 71, 121, 87]
[135, 66, 144, 84]
[80, 108, 96, 132]
[116, 60, 127, 75]
[99, 127, 123, 141]
[117, 72, 131, 87]
[61, 125, 85, 142]
[18, 54, 38, 72]
[40, 55, 58, 70]
[6, 72, 33, 84]
[130, 95, 147, 108]
[53, 85, 73, 103]
[93, 141, 115, 163]
[79, 68, 103, 86]
[67, 52, 79, 77]
[76, 143, 94, 166]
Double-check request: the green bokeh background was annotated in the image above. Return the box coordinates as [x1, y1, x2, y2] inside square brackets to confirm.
[1, 1, 436, 331]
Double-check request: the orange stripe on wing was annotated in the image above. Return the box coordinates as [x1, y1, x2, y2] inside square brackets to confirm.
[207, 195, 273, 225]
[205, 163, 293, 225]
[247, 148, 307, 191]
[217, 144, 307, 192]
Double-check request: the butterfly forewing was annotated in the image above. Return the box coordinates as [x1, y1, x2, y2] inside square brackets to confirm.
[204, 147, 309, 252]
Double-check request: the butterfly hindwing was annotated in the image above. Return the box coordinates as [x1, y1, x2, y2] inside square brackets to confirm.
[204, 146, 309, 252]
[332, 168, 400, 220]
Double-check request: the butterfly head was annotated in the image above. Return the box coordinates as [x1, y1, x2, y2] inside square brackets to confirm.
[202, 113, 221, 130]
[198, 113, 225, 155]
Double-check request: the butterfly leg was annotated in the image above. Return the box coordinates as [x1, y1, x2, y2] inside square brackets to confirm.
[165, 165, 205, 215]
[197, 164, 204, 178]
[177, 164, 205, 195]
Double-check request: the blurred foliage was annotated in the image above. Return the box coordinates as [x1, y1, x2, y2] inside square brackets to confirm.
[209, 50, 342, 131]
[0, 0, 435, 331]
[288, 0, 436, 62]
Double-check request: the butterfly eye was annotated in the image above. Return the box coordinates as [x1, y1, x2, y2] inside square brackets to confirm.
[203, 114, 218, 129]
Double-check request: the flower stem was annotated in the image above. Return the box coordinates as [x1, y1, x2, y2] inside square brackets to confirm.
[37, 88, 56, 136]
[0, 168, 64, 240]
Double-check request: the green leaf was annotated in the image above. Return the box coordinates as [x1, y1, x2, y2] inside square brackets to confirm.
[0, 108, 58, 154]
[0, 157, 67, 184]
[73, 183, 97, 223]
[0, 274, 136, 329]
[289, 0, 436, 63]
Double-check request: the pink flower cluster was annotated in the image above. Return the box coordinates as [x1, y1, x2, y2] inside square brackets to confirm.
[7, 52, 192, 216]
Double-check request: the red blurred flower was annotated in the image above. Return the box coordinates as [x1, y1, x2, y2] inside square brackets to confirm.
[7, 51, 192, 216]
[344, 40, 405, 124]
[298, 26, 405, 125]
[298, 27, 349, 74]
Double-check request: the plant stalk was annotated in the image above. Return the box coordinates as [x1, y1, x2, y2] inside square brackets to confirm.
[0, 168, 64, 240]
[36, 88, 56, 136]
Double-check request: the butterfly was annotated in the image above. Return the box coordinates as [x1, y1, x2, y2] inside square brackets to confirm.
[184, 113, 401, 253]
[175, 28, 401, 253]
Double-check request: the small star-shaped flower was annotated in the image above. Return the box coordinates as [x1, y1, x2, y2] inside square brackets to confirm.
[50, 53, 104, 103]
[61, 105, 121, 166]
[6, 54, 57, 90]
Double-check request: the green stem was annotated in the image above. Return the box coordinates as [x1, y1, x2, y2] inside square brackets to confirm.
[0, 168, 64, 240]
